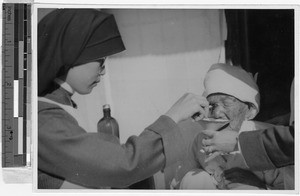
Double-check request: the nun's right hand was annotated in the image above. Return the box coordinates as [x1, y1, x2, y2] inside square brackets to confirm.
[165, 93, 209, 123]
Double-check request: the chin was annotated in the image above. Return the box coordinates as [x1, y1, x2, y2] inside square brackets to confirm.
[76, 88, 92, 95]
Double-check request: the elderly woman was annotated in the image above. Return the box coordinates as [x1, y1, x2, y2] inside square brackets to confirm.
[167, 63, 287, 190]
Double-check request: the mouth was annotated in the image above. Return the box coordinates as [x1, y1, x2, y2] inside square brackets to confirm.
[201, 118, 229, 123]
[91, 79, 100, 87]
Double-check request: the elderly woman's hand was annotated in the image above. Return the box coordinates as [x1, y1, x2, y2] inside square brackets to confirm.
[202, 127, 239, 153]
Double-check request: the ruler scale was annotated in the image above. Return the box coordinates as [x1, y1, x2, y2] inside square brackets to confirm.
[2, 3, 31, 167]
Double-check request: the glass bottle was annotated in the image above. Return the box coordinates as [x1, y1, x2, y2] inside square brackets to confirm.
[97, 104, 119, 139]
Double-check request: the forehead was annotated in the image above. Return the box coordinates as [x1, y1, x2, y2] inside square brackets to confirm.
[207, 94, 238, 103]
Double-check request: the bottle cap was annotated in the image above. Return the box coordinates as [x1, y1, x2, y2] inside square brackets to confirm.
[103, 104, 111, 109]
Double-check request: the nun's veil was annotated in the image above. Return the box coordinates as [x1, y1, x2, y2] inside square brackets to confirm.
[38, 9, 125, 96]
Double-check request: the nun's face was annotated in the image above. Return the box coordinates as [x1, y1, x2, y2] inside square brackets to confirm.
[65, 61, 105, 94]
[207, 94, 250, 132]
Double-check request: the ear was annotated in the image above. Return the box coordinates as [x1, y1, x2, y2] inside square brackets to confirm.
[245, 106, 258, 120]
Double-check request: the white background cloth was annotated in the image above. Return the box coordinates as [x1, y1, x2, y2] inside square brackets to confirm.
[72, 9, 227, 143]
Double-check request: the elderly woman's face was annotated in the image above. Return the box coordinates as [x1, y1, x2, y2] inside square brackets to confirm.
[207, 94, 250, 131]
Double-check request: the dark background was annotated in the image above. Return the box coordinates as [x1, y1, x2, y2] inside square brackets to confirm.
[225, 9, 294, 122]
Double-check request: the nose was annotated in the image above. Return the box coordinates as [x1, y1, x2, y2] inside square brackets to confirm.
[98, 67, 106, 76]
[100, 68, 106, 75]
[211, 106, 226, 119]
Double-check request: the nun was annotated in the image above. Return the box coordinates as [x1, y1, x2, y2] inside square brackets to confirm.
[38, 9, 209, 189]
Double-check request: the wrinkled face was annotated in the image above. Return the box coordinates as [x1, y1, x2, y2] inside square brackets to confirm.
[66, 59, 106, 94]
[207, 94, 251, 131]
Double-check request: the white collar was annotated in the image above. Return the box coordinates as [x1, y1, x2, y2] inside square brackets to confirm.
[54, 78, 75, 95]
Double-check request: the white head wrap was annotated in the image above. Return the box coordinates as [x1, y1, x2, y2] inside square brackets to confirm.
[203, 63, 260, 119]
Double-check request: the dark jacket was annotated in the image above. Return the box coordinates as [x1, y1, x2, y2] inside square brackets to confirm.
[38, 87, 186, 189]
[239, 125, 294, 171]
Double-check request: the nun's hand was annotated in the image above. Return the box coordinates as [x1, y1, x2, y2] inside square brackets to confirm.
[165, 93, 209, 123]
